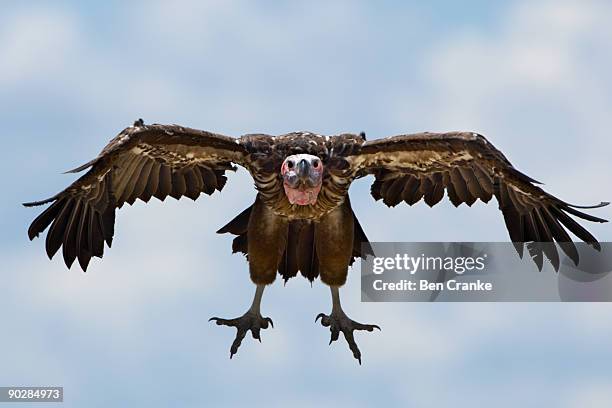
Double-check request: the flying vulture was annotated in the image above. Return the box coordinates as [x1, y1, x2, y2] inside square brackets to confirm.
[24, 119, 608, 363]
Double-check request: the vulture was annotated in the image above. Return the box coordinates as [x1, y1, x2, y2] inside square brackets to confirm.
[24, 119, 608, 363]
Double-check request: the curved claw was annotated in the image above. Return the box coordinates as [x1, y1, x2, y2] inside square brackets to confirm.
[315, 311, 379, 364]
[329, 327, 340, 345]
[211, 312, 274, 359]
[209, 317, 233, 326]
[251, 327, 261, 341]
[342, 330, 362, 365]
[356, 323, 381, 332]
[229, 328, 248, 359]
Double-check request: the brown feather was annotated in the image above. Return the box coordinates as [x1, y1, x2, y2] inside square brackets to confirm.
[156, 165, 172, 200]
[183, 168, 201, 200]
[199, 167, 217, 194]
[131, 159, 154, 203]
[297, 222, 318, 281]
[217, 206, 252, 234]
[550, 207, 601, 250]
[170, 169, 187, 199]
[113, 154, 141, 205]
[383, 177, 407, 207]
[75, 204, 92, 271]
[533, 209, 560, 270]
[28, 199, 62, 240]
[45, 198, 74, 259]
[62, 200, 82, 268]
[402, 176, 422, 205]
[144, 161, 161, 200]
[123, 157, 147, 205]
[449, 167, 473, 205]
[424, 173, 445, 207]
[540, 208, 579, 265]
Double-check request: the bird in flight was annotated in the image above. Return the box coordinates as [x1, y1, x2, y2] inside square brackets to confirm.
[24, 119, 608, 363]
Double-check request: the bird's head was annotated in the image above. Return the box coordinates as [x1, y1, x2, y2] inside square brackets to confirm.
[281, 154, 324, 206]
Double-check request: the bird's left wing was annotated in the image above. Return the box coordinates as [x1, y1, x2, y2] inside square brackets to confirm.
[24, 121, 251, 271]
[346, 131, 609, 270]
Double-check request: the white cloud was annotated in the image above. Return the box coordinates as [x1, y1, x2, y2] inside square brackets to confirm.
[0, 8, 79, 85]
[386, 0, 612, 227]
[566, 382, 612, 408]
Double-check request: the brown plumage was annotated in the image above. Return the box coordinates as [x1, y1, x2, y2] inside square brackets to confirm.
[24, 121, 608, 363]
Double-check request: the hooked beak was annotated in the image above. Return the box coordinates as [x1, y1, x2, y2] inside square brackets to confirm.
[296, 159, 310, 181]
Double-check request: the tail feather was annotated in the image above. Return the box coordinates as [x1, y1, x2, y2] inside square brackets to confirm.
[296, 221, 318, 282]
[279, 222, 303, 282]
[217, 203, 372, 283]
[216, 206, 252, 234]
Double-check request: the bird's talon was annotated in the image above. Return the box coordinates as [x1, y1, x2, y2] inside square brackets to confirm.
[315, 311, 379, 364]
[210, 311, 273, 358]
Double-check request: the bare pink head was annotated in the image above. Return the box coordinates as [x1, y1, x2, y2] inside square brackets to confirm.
[280, 154, 324, 205]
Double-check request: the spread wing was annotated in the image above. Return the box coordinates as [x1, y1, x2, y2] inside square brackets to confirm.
[24, 121, 250, 271]
[347, 131, 609, 270]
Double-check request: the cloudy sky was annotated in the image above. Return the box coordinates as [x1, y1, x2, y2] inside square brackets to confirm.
[2, 0, 612, 406]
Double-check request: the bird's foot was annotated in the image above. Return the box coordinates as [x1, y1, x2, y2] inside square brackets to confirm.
[209, 312, 273, 358]
[315, 310, 380, 364]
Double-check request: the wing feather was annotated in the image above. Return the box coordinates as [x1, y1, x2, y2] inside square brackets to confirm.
[425, 173, 445, 207]
[200, 166, 218, 194]
[449, 168, 473, 205]
[459, 167, 486, 201]
[75, 204, 91, 270]
[170, 169, 187, 199]
[90, 210, 105, 258]
[144, 161, 161, 200]
[156, 165, 173, 200]
[402, 176, 422, 205]
[123, 157, 148, 205]
[114, 153, 141, 204]
[383, 176, 407, 207]
[62, 200, 82, 268]
[131, 159, 154, 203]
[46, 198, 74, 259]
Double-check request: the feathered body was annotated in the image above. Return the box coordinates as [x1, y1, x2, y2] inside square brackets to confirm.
[24, 120, 608, 362]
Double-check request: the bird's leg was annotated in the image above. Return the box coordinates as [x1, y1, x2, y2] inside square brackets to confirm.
[209, 284, 273, 359]
[316, 286, 380, 364]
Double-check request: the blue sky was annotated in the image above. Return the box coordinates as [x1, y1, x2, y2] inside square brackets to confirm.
[1, 1, 612, 407]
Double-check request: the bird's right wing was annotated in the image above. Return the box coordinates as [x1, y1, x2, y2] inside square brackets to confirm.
[24, 121, 253, 271]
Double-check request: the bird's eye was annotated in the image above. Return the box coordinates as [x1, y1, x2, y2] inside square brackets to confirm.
[287, 160, 294, 169]
[312, 159, 320, 168]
